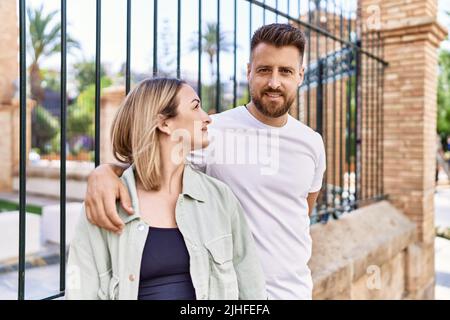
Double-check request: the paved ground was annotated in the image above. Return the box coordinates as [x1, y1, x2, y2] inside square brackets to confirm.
[0, 264, 61, 300]
[434, 179, 450, 300]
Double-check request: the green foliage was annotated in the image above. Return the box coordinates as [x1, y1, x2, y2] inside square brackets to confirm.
[67, 76, 112, 145]
[74, 60, 107, 93]
[31, 105, 60, 154]
[27, 4, 80, 63]
[27, 5, 80, 104]
[41, 69, 60, 91]
[0, 200, 42, 215]
[438, 50, 450, 139]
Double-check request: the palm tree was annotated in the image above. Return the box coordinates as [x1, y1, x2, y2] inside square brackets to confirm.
[27, 5, 80, 104]
[191, 22, 233, 80]
[190, 23, 233, 112]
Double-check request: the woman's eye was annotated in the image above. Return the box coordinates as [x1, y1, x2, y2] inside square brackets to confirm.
[194, 104, 200, 109]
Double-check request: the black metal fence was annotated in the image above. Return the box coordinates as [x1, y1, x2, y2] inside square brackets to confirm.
[16, 0, 387, 299]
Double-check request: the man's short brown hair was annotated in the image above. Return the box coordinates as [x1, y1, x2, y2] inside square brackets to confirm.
[250, 23, 306, 61]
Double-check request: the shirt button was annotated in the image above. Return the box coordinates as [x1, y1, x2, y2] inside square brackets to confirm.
[137, 223, 145, 231]
[129, 274, 135, 282]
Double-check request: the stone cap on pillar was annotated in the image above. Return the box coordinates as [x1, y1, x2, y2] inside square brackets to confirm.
[378, 17, 448, 47]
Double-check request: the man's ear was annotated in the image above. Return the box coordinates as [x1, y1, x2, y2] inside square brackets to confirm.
[247, 62, 251, 82]
[298, 65, 305, 87]
[156, 114, 171, 135]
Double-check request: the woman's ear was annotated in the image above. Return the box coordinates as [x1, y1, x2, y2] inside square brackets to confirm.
[156, 114, 171, 136]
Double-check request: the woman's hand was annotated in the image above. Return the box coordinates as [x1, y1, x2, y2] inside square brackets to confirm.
[84, 164, 133, 234]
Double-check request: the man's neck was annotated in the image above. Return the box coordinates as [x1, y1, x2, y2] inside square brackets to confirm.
[246, 102, 288, 127]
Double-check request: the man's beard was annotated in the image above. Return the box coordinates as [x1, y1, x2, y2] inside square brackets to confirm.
[250, 88, 295, 118]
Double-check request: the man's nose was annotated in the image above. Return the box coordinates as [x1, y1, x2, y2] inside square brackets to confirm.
[268, 74, 281, 89]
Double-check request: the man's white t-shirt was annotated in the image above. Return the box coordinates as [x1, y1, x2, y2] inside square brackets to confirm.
[189, 106, 326, 299]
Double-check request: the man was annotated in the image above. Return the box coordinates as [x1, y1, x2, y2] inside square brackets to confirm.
[84, 23, 326, 299]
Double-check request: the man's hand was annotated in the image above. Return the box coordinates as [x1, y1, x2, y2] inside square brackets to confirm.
[85, 163, 133, 233]
[307, 191, 320, 216]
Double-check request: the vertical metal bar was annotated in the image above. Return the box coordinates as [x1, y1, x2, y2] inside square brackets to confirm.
[60, 0, 67, 293]
[291, 0, 298, 117]
[357, 3, 363, 204]
[263, 0, 266, 25]
[276, 0, 279, 22]
[374, 31, 378, 198]
[376, 31, 382, 198]
[216, 0, 220, 113]
[18, 0, 27, 300]
[381, 37, 385, 197]
[316, 0, 320, 58]
[317, 61, 324, 135]
[339, 1, 344, 206]
[331, 0, 337, 216]
[354, 14, 360, 209]
[287, 0, 290, 23]
[316, 0, 321, 135]
[346, 6, 352, 205]
[316, 0, 323, 215]
[321, 0, 328, 212]
[367, 30, 372, 199]
[370, 30, 375, 199]
[233, 0, 237, 108]
[249, 0, 252, 41]
[126, 0, 131, 94]
[177, 0, 181, 78]
[364, 23, 369, 201]
[248, 0, 252, 102]
[153, 0, 158, 76]
[306, 0, 311, 126]
[198, 0, 202, 100]
[95, 0, 101, 167]
[293, 0, 299, 118]
[317, 60, 325, 219]
[373, 32, 378, 200]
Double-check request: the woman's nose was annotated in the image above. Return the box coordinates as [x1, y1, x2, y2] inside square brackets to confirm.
[202, 110, 212, 125]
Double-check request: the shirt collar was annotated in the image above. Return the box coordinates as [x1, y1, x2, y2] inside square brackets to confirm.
[181, 164, 206, 203]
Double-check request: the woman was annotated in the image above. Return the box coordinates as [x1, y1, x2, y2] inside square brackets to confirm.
[66, 77, 267, 300]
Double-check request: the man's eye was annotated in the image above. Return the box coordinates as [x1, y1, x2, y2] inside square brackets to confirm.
[282, 69, 293, 74]
[259, 68, 270, 73]
[194, 104, 200, 109]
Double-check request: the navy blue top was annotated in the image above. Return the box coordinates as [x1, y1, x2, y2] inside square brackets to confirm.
[138, 226, 196, 300]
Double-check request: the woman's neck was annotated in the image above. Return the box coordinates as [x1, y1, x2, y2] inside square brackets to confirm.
[157, 140, 186, 195]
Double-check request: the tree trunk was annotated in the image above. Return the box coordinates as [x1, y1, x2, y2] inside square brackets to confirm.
[29, 62, 44, 105]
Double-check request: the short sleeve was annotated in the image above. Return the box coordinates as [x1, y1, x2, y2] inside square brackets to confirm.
[309, 133, 326, 193]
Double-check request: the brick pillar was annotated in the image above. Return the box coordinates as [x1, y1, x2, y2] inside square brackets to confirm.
[0, 0, 35, 192]
[360, 0, 447, 299]
[0, 0, 18, 104]
[100, 86, 125, 164]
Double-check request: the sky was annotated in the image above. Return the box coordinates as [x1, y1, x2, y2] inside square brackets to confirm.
[22, 0, 450, 95]
[24, 0, 360, 92]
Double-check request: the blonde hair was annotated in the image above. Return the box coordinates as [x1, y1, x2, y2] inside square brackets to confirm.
[111, 77, 185, 191]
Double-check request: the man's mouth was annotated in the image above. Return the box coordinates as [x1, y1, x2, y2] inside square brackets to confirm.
[264, 92, 283, 99]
